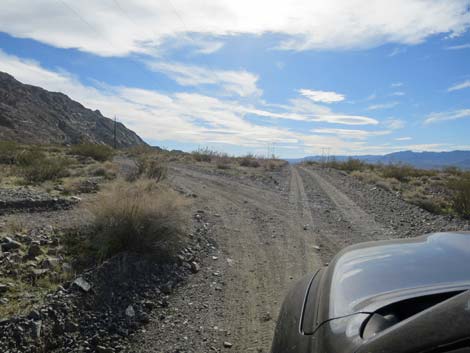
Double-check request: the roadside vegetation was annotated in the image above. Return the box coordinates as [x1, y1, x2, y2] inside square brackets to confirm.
[0, 141, 188, 318]
[303, 158, 470, 219]
[191, 147, 286, 172]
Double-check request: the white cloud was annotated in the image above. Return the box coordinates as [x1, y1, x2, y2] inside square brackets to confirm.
[446, 43, 470, 49]
[311, 128, 391, 140]
[298, 89, 345, 103]
[0, 50, 380, 159]
[424, 109, 470, 124]
[0, 0, 469, 56]
[146, 61, 262, 97]
[367, 102, 399, 110]
[388, 47, 406, 57]
[395, 137, 412, 141]
[448, 80, 470, 91]
[391, 91, 405, 96]
[384, 119, 406, 129]
[391, 82, 404, 87]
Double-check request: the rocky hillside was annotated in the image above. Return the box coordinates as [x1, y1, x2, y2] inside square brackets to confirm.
[0, 71, 146, 148]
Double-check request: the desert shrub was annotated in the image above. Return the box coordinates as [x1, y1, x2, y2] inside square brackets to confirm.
[20, 157, 70, 184]
[15, 149, 46, 167]
[324, 158, 366, 172]
[409, 198, 444, 214]
[448, 176, 470, 219]
[216, 155, 231, 169]
[239, 154, 261, 168]
[70, 143, 114, 162]
[380, 164, 434, 182]
[192, 147, 219, 162]
[83, 180, 186, 260]
[87, 161, 117, 180]
[443, 166, 463, 176]
[129, 157, 167, 182]
[145, 159, 168, 182]
[350, 170, 381, 184]
[0, 141, 19, 164]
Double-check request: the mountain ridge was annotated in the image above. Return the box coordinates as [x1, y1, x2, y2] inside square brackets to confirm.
[287, 150, 470, 169]
[0, 71, 146, 147]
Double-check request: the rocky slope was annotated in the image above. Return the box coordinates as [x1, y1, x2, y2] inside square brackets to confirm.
[0, 71, 146, 148]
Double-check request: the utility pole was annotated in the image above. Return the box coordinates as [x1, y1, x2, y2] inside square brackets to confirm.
[113, 115, 117, 149]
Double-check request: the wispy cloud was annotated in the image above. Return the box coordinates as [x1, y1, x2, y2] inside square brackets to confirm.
[146, 61, 262, 97]
[311, 128, 391, 140]
[445, 43, 470, 50]
[388, 47, 406, 57]
[0, 49, 381, 159]
[424, 109, 470, 124]
[384, 119, 405, 129]
[0, 1, 469, 56]
[367, 102, 399, 110]
[391, 91, 405, 96]
[298, 89, 345, 103]
[391, 82, 404, 87]
[448, 80, 470, 92]
[395, 136, 412, 141]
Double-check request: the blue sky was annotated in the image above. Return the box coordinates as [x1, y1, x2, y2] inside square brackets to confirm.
[0, 1, 469, 157]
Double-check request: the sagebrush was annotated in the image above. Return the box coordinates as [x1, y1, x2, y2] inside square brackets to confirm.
[84, 180, 186, 260]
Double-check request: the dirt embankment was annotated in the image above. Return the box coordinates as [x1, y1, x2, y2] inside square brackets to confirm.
[129, 164, 469, 353]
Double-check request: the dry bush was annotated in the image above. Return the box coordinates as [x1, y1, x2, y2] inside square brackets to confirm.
[82, 179, 186, 260]
[216, 155, 231, 169]
[239, 154, 261, 168]
[448, 176, 470, 219]
[350, 170, 381, 184]
[87, 161, 117, 180]
[192, 147, 218, 162]
[20, 157, 70, 184]
[324, 158, 367, 172]
[15, 149, 46, 167]
[380, 164, 436, 182]
[443, 166, 463, 176]
[0, 141, 19, 164]
[129, 156, 167, 182]
[70, 143, 114, 162]
[263, 159, 286, 171]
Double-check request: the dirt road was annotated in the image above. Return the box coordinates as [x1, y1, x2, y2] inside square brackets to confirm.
[130, 164, 467, 353]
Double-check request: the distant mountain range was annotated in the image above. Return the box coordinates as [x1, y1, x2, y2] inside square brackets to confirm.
[0, 71, 146, 147]
[287, 150, 470, 170]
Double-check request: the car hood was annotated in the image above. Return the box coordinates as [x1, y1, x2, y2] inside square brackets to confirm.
[324, 232, 470, 319]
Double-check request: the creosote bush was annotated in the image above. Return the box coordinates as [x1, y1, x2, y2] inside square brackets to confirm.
[0, 141, 19, 164]
[70, 143, 114, 162]
[20, 157, 70, 184]
[448, 176, 470, 219]
[84, 179, 186, 261]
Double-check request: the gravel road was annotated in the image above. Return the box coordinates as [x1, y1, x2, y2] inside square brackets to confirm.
[129, 164, 469, 353]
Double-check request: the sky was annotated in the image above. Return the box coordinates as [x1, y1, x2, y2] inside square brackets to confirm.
[0, 1, 469, 158]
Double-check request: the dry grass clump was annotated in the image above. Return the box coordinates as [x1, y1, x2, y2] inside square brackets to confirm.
[192, 147, 219, 162]
[380, 164, 436, 182]
[70, 143, 114, 162]
[325, 158, 367, 172]
[350, 170, 381, 184]
[87, 161, 118, 180]
[15, 149, 71, 184]
[215, 155, 232, 169]
[128, 156, 168, 182]
[238, 154, 261, 168]
[448, 175, 470, 219]
[0, 141, 19, 164]
[78, 179, 187, 261]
